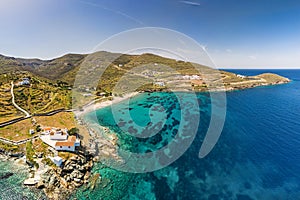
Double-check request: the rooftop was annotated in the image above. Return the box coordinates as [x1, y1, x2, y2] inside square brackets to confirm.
[68, 136, 76, 142]
[55, 141, 75, 147]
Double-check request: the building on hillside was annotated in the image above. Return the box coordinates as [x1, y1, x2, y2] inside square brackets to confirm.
[83, 93, 92, 97]
[20, 78, 30, 86]
[154, 82, 165, 87]
[40, 127, 80, 152]
[50, 156, 63, 167]
[190, 75, 201, 80]
[182, 75, 191, 80]
[237, 74, 246, 79]
[68, 135, 81, 147]
[29, 129, 35, 135]
[42, 127, 52, 135]
[49, 129, 68, 140]
[54, 135, 80, 151]
[55, 141, 75, 151]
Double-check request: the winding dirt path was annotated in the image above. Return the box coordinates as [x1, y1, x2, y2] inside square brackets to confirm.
[11, 81, 31, 118]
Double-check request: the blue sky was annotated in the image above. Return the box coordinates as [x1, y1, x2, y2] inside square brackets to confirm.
[0, 0, 300, 68]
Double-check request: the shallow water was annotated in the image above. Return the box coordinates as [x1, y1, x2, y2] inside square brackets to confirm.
[0, 158, 46, 200]
[75, 69, 300, 200]
[3, 70, 298, 200]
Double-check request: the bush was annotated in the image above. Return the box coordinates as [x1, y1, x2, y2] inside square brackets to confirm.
[68, 127, 79, 136]
[36, 125, 42, 132]
[26, 141, 39, 168]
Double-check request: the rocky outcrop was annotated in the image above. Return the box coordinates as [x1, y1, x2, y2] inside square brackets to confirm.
[0, 172, 13, 180]
[40, 154, 94, 200]
[86, 124, 123, 163]
[0, 148, 24, 157]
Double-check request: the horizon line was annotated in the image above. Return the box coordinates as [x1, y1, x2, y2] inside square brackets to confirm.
[1, 51, 299, 70]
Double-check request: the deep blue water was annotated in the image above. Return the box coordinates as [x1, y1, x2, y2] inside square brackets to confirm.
[76, 69, 300, 200]
[2, 70, 299, 199]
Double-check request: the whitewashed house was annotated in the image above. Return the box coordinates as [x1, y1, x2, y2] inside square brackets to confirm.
[40, 127, 80, 152]
[237, 74, 246, 79]
[42, 127, 52, 135]
[190, 75, 201, 80]
[50, 156, 63, 167]
[20, 78, 30, 86]
[154, 82, 165, 87]
[55, 141, 75, 151]
[50, 129, 68, 140]
[69, 136, 81, 147]
[54, 136, 80, 151]
[83, 93, 92, 97]
[182, 75, 191, 80]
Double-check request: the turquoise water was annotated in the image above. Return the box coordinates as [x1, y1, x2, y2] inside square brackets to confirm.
[2, 70, 300, 200]
[0, 158, 46, 200]
[75, 70, 300, 200]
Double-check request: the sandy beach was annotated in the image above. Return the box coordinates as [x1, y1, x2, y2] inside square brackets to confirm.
[75, 92, 140, 117]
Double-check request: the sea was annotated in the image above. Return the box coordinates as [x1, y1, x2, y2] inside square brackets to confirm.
[1, 69, 300, 200]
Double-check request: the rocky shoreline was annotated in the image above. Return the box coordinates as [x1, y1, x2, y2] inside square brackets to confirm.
[40, 154, 95, 200]
[0, 119, 123, 200]
[0, 147, 25, 158]
[0, 74, 291, 200]
[0, 149, 89, 200]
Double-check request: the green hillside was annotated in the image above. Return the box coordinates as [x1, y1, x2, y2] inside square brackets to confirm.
[0, 51, 290, 113]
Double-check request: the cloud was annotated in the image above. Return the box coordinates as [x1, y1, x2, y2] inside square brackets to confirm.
[179, 1, 201, 6]
[226, 49, 232, 53]
[248, 55, 257, 60]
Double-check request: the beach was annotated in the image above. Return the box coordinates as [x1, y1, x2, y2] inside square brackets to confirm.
[75, 92, 140, 117]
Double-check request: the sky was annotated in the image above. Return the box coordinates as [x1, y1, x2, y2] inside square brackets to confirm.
[0, 0, 300, 68]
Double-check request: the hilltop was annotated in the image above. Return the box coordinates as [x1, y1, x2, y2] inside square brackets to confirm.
[0, 51, 290, 87]
[0, 51, 290, 110]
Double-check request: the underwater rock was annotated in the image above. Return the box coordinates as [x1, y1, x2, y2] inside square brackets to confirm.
[0, 172, 13, 180]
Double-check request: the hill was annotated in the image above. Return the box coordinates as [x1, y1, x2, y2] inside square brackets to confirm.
[0, 51, 290, 97]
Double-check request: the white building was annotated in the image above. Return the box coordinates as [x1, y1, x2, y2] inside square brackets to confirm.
[154, 82, 165, 87]
[40, 127, 80, 152]
[50, 156, 63, 167]
[50, 129, 68, 140]
[83, 93, 92, 97]
[181, 75, 201, 80]
[237, 74, 246, 79]
[190, 75, 201, 80]
[55, 141, 75, 151]
[54, 135, 80, 151]
[20, 78, 30, 86]
[69, 136, 81, 147]
[182, 75, 191, 80]
[29, 129, 35, 135]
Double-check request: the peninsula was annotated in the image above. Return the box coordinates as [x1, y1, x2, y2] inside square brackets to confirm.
[0, 52, 290, 199]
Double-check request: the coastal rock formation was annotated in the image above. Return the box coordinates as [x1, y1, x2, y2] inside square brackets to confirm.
[86, 124, 123, 163]
[0, 172, 14, 180]
[0, 148, 24, 157]
[41, 154, 94, 200]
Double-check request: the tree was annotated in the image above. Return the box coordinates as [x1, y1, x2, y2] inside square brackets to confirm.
[68, 127, 79, 136]
[36, 125, 42, 132]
